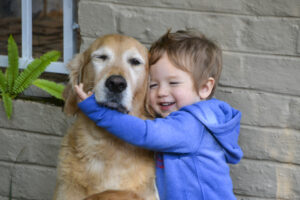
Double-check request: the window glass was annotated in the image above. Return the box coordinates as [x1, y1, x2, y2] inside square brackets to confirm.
[32, 0, 63, 61]
[0, 0, 80, 71]
[0, 0, 22, 57]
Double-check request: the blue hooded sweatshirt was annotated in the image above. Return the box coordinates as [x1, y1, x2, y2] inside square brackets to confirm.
[78, 95, 243, 200]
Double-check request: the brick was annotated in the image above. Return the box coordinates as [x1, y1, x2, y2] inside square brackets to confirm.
[160, 0, 244, 14]
[215, 88, 300, 129]
[231, 159, 300, 199]
[79, 2, 116, 37]
[84, 0, 300, 17]
[239, 126, 300, 165]
[0, 128, 62, 167]
[13, 165, 56, 200]
[239, 18, 300, 55]
[242, 0, 300, 17]
[0, 163, 11, 197]
[220, 53, 300, 96]
[0, 99, 74, 136]
[220, 53, 243, 87]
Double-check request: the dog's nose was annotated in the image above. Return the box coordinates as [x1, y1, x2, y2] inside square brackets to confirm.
[105, 75, 127, 93]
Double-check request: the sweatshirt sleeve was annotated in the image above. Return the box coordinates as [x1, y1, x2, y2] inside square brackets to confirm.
[78, 95, 203, 153]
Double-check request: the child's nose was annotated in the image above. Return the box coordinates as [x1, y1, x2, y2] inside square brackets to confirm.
[158, 86, 168, 97]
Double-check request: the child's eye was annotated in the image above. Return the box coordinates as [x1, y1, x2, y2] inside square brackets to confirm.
[149, 83, 158, 89]
[170, 82, 180, 85]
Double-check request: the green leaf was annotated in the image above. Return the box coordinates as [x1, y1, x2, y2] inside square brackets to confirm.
[0, 70, 6, 93]
[32, 79, 65, 100]
[6, 35, 19, 93]
[2, 93, 13, 119]
[12, 51, 60, 94]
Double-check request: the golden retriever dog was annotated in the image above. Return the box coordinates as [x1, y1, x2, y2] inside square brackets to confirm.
[53, 34, 157, 200]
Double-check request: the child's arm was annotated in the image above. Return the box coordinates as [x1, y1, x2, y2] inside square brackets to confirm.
[76, 89, 202, 154]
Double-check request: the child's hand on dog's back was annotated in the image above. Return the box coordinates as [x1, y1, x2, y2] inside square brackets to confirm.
[74, 83, 93, 102]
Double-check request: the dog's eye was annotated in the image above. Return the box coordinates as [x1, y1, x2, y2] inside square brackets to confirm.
[128, 58, 141, 66]
[96, 54, 108, 61]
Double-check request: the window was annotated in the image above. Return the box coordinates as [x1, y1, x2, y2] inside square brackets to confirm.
[0, 0, 79, 74]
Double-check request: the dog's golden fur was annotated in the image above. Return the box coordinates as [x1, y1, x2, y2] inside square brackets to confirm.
[53, 34, 157, 200]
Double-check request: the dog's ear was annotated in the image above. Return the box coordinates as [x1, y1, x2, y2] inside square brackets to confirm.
[63, 53, 86, 115]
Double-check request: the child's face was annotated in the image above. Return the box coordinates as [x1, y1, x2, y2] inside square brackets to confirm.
[148, 53, 201, 117]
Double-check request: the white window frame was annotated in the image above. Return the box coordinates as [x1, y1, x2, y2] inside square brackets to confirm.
[0, 0, 78, 74]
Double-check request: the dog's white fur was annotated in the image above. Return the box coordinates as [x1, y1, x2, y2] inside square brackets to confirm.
[53, 34, 157, 200]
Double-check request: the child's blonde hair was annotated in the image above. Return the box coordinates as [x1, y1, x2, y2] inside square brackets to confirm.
[149, 29, 222, 99]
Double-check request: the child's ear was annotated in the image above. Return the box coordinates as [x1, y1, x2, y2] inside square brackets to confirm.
[199, 77, 215, 100]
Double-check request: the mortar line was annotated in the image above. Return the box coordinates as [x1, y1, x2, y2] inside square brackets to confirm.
[217, 85, 300, 99]
[240, 124, 300, 132]
[223, 50, 300, 60]
[235, 193, 289, 200]
[0, 159, 57, 170]
[238, 157, 300, 168]
[0, 126, 64, 139]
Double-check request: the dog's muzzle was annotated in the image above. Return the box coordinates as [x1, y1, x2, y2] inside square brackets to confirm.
[98, 75, 129, 113]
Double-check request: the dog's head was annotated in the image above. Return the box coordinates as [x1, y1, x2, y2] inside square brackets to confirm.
[63, 34, 149, 115]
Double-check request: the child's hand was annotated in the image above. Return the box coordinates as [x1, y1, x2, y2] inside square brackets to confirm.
[74, 83, 93, 102]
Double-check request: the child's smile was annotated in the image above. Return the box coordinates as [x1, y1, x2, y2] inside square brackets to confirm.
[159, 101, 176, 112]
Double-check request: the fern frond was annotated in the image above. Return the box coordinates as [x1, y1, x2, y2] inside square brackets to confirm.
[0, 70, 6, 93]
[6, 35, 19, 93]
[32, 79, 65, 100]
[12, 51, 60, 94]
[2, 93, 13, 119]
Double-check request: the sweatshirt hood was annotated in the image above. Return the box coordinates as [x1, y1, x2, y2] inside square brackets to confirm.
[183, 98, 243, 164]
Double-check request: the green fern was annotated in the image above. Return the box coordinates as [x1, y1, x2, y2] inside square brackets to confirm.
[32, 79, 65, 100]
[13, 51, 60, 94]
[6, 35, 19, 93]
[2, 93, 12, 119]
[0, 35, 63, 119]
[0, 70, 6, 93]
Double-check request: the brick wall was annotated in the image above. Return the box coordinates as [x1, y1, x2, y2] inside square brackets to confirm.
[78, 1, 300, 198]
[0, 100, 73, 200]
[0, 0, 299, 199]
